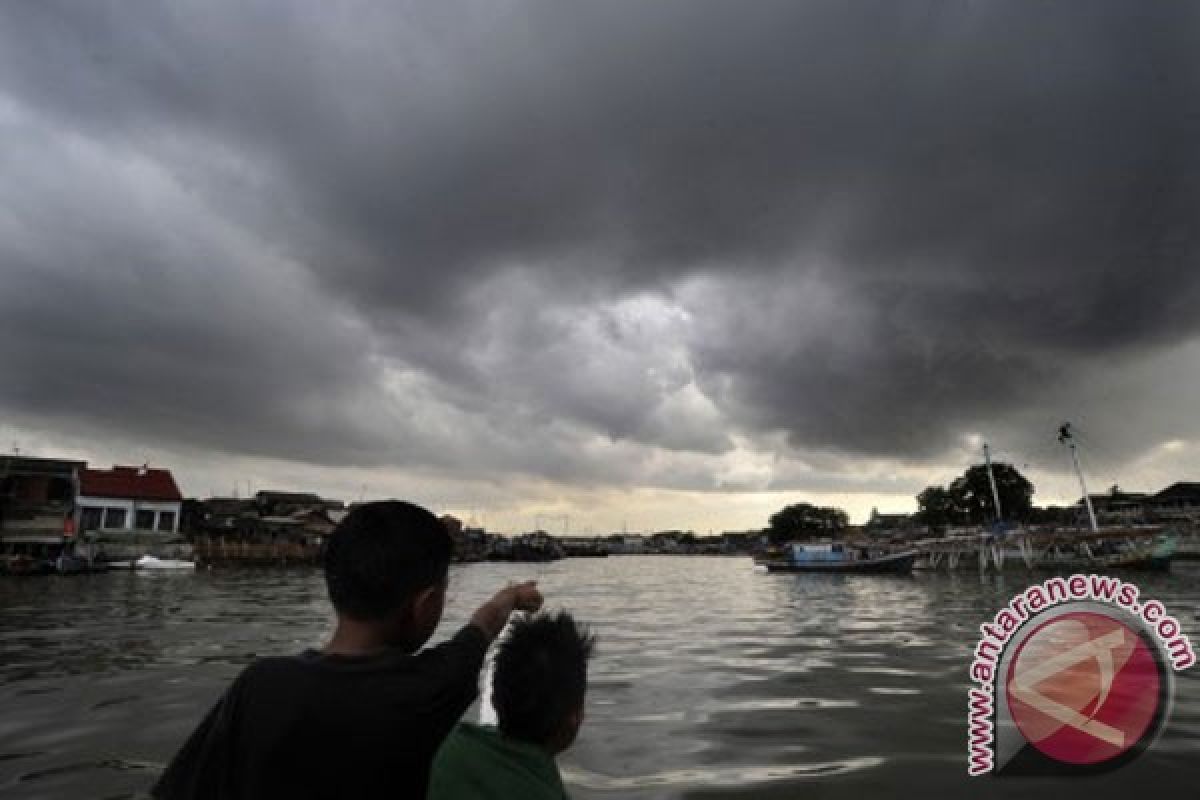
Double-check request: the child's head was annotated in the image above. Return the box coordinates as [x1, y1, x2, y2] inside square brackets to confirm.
[323, 501, 453, 649]
[493, 611, 595, 754]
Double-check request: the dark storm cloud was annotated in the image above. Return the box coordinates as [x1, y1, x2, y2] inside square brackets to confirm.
[1, 0, 1198, 484]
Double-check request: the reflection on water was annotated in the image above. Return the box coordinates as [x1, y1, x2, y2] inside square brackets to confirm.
[1, 557, 1197, 798]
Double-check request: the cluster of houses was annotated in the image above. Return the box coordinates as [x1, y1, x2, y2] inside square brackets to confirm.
[594, 530, 761, 555]
[0, 455, 190, 564]
[189, 492, 345, 546]
[1, 453, 764, 568]
[12, 450, 1192, 568]
[0, 455, 346, 566]
[438, 518, 762, 561]
[1078, 483, 1200, 524]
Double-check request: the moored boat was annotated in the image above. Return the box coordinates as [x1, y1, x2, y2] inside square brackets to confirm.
[0, 553, 53, 576]
[135, 554, 196, 570]
[1035, 531, 1176, 572]
[914, 527, 1177, 573]
[756, 542, 918, 574]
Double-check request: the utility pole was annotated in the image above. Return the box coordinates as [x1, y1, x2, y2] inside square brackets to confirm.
[1058, 423, 1098, 533]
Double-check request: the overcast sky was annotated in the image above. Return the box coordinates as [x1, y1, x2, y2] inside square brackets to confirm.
[2, 1, 1198, 531]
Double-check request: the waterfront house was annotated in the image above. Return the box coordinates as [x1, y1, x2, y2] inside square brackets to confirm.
[76, 465, 183, 534]
[254, 490, 325, 517]
[1149, 482, 1200, 521]
[191, 496, 259, 538]
[187, 495, 334, 565]
[1077, 487, 1151, 524]
[0, 455, 84, 561]
[866, 508, 916, 537]
[74, 465, 189, 563]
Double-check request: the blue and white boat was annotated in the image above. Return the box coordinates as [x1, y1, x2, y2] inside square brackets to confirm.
[757, 542, 918, 574]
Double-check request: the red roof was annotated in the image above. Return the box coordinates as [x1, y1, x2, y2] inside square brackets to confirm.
[80, 466, 183, 502]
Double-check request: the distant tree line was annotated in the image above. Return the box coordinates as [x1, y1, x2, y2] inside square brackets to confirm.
[765, 461, 1047, 542]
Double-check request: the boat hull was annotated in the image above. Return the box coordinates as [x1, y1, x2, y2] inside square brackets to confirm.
[914, 528, 1177, 573]
[757, 551, 917, 574]
[135, 555, 196, 570]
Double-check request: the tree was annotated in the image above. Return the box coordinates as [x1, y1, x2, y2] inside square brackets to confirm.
[916, 463, 1035, 529]
[949, 463, 1034, 524]
[916, 486, 959, 531]
[767, 503, 849, 543]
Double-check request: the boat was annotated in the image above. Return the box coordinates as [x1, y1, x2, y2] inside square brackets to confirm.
[1, 538, 107, 575]
[1035, 531, 1176, 572]
[54, 552, 108, 574]
[914, 426, 1178, 573]
[135, 555, 196, 570]
[0, 553, 53, 576]
[914, 526, 1176, 573]
[756, 542, 918, 574]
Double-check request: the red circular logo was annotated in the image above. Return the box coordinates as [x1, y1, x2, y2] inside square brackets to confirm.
[1006, 611, 1162, 765]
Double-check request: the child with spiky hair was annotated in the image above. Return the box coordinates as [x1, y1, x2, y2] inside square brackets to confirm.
[428, 611, 595, 800]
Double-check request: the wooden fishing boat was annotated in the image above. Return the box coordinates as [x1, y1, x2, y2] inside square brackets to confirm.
[756, 543, 918, 574]
[1035, 531, 1176, 572]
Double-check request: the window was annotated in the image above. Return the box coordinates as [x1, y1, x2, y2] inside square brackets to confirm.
[80, 507, 103, 531]
[157, 511, 176, 532]
[135, 510, 155, 529]
[103, 508, 127, 529]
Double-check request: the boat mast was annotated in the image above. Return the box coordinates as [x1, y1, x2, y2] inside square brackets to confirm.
[983, 443, 1004, 524]
[1058, 423, 1098, 533]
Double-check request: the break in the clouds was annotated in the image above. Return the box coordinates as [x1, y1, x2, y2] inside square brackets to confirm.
[1, 1, 1198, 523]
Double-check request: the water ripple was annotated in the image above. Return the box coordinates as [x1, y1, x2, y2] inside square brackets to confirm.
[562, 756, 888, 790]
[2, 558, 1198, 799]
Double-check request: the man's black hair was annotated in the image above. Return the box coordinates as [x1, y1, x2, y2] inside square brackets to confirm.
[323, 500, 453, 621]
[493, 611, 595, 746]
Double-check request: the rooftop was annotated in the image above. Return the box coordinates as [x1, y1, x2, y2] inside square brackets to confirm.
[80, 466, 183, 502]
[0, 455, 86, 477]
[1153, 482, 1200, 501]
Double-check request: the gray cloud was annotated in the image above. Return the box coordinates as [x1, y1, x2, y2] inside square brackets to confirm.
[1, 1, 1198, 498]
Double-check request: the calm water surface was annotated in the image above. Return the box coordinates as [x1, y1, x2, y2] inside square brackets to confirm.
[1, 557, 1198, 798]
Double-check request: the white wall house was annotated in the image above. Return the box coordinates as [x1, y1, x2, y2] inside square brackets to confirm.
[75, 466, 184, 534]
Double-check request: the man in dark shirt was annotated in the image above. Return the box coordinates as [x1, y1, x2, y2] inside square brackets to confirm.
[152, 500, 543, 800]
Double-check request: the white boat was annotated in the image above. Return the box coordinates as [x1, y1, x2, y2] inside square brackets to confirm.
[135, 555, 196, 570]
